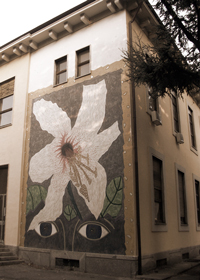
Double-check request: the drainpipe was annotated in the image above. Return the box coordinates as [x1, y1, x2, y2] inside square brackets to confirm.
[128, 1, 144, 276]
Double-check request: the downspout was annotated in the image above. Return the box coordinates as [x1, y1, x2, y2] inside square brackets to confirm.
[128, 1, 144, 276]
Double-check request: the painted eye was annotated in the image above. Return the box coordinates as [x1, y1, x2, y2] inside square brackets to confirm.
[78, 222, 110, 240]
[35, 222, 58, 237]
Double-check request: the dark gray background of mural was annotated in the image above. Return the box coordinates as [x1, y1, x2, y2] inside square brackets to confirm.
[25, 70, 125, 254]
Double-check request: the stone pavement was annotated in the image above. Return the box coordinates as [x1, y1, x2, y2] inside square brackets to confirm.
[170, 264, 200, 280]
[0, 260, 200, 280]
[136, 257, 200, 280]
[0, 263, 132, 280]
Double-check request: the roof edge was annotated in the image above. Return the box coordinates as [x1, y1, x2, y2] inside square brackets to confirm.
[0, 0, 96, 49]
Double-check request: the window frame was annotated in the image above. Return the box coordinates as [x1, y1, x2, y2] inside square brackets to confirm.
[0, 77, 15, 128]
[76, 46, 90, 78]
[175, 163, 189, 232]
[187, 105, 197, 154]
[192, 174, 200, 231]
[54, 55, 67, 86]
[171, 91, 181, 135]
[149, 147, 167, 232]
[146, 87, 162, 125]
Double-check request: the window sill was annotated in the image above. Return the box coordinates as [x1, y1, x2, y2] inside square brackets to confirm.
[0, 123, 12, 129]
[75, 72, 91, 80]
[196, 225, 200, 231]
[53, 80, 68, 88]
[173, 132, 184, 145]
[178, 224, 189, 232]
[146, 110, 162, 126]
[152, 222, 168, 232]
[190, 146, 198, 156]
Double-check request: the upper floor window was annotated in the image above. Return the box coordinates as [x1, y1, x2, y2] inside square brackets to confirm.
[193, 174, 200, 231]
[0, 78, 15, 128]
[195, 180, 200, 226]
[148, 90, 157, 112]
[175, 164, 189, 231]
[153, 156, 165, 225]
[171, 92, 180, 133]
[146, 87, 161, 126]
[55, 56, 67, 85]
[188, 106, 196, 150]
[178, 170, 187, 226]
[149, 148, 167, 232]
[76, 46, 90, 77]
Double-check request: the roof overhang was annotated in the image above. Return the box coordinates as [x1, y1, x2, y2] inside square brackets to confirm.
[0, 0, 160, 67]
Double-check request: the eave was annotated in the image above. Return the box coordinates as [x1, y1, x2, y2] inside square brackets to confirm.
[0, 0, 162, 67]
[0, 0, 123, 66]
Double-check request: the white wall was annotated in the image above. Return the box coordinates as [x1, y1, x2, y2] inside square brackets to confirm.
[28, 11, 127, 93]
[0, 54, 30, 246]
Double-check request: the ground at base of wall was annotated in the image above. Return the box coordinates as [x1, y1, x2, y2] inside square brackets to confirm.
[136, 256, 200, 280]
[141, 245, 200, 273]
[0, 259, 199, 280]
[0, 262, 133, 280]
[18, 247, 137, 278]
[7, 244, 200, 279]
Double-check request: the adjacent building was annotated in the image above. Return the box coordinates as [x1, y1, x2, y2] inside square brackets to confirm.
[0, 0, 200, 278]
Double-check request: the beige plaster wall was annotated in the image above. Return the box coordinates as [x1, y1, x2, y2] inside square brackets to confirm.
[136, 77, 200, 256]
[0, 54, 30, 246]
[127, 13, 200, 257]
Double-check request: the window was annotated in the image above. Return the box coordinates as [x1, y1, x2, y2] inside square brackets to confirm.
[171, 92, 180, 133]
[175, 164, 188, 231]
[76, 46, 90, 77]
[148, 88, 157, 112]
[188, 106, 196, 149]
[195, 180, 200, 226]
[153, 156, 165, 224]
[149, 148, 167, 232]
[0, 78, 14, 128]
[193, 174, 200, 230]
[146, 87, 161, 126]
[55, 56, 67, 85]
[178, 170, 187, 226]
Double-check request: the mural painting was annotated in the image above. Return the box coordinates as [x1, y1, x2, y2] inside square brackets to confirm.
[25, 70, 125, 254]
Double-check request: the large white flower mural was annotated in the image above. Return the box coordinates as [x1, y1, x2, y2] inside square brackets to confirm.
[28, 79, 121, 231]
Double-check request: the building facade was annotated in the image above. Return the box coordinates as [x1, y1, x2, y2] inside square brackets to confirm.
[0, 0, 200, 278]
[0, 53, 30, 247]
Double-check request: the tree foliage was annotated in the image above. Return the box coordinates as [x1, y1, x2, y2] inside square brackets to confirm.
[123, 0, 200, 98]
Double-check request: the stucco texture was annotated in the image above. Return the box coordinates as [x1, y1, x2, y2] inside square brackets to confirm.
[24, 70, 126, 255]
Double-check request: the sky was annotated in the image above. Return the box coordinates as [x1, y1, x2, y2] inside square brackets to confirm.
[0, 0, 84, 46]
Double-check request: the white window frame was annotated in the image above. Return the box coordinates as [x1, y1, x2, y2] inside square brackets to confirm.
[193, 174, 200, 231]
[175, 163, 189, 232]
[146, 87, 162, 126]
[149, 147, 167, 232]
[170, 91, 184, 144]
[0, 77, 15, 128]
[187, 104, 198, 155]
[76, 46, 91, 78]
[54, 55, 67, 86]
[171, 91, 181, 134]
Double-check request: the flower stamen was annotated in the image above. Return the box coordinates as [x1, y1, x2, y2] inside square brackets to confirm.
[70, 163, 90, 202]
[61, 143, 74, 158]
[56, 133, 98, 203]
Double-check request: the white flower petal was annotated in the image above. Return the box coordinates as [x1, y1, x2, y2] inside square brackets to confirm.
[28, 80, 120, 226]
[28, 173, 70, 231]
[71, 161, 107, 219]
[29, 138, 61, 183]
[72, 80, 107, 142]
[33, 99, 71, 138]
[85, 121, 121, 161]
